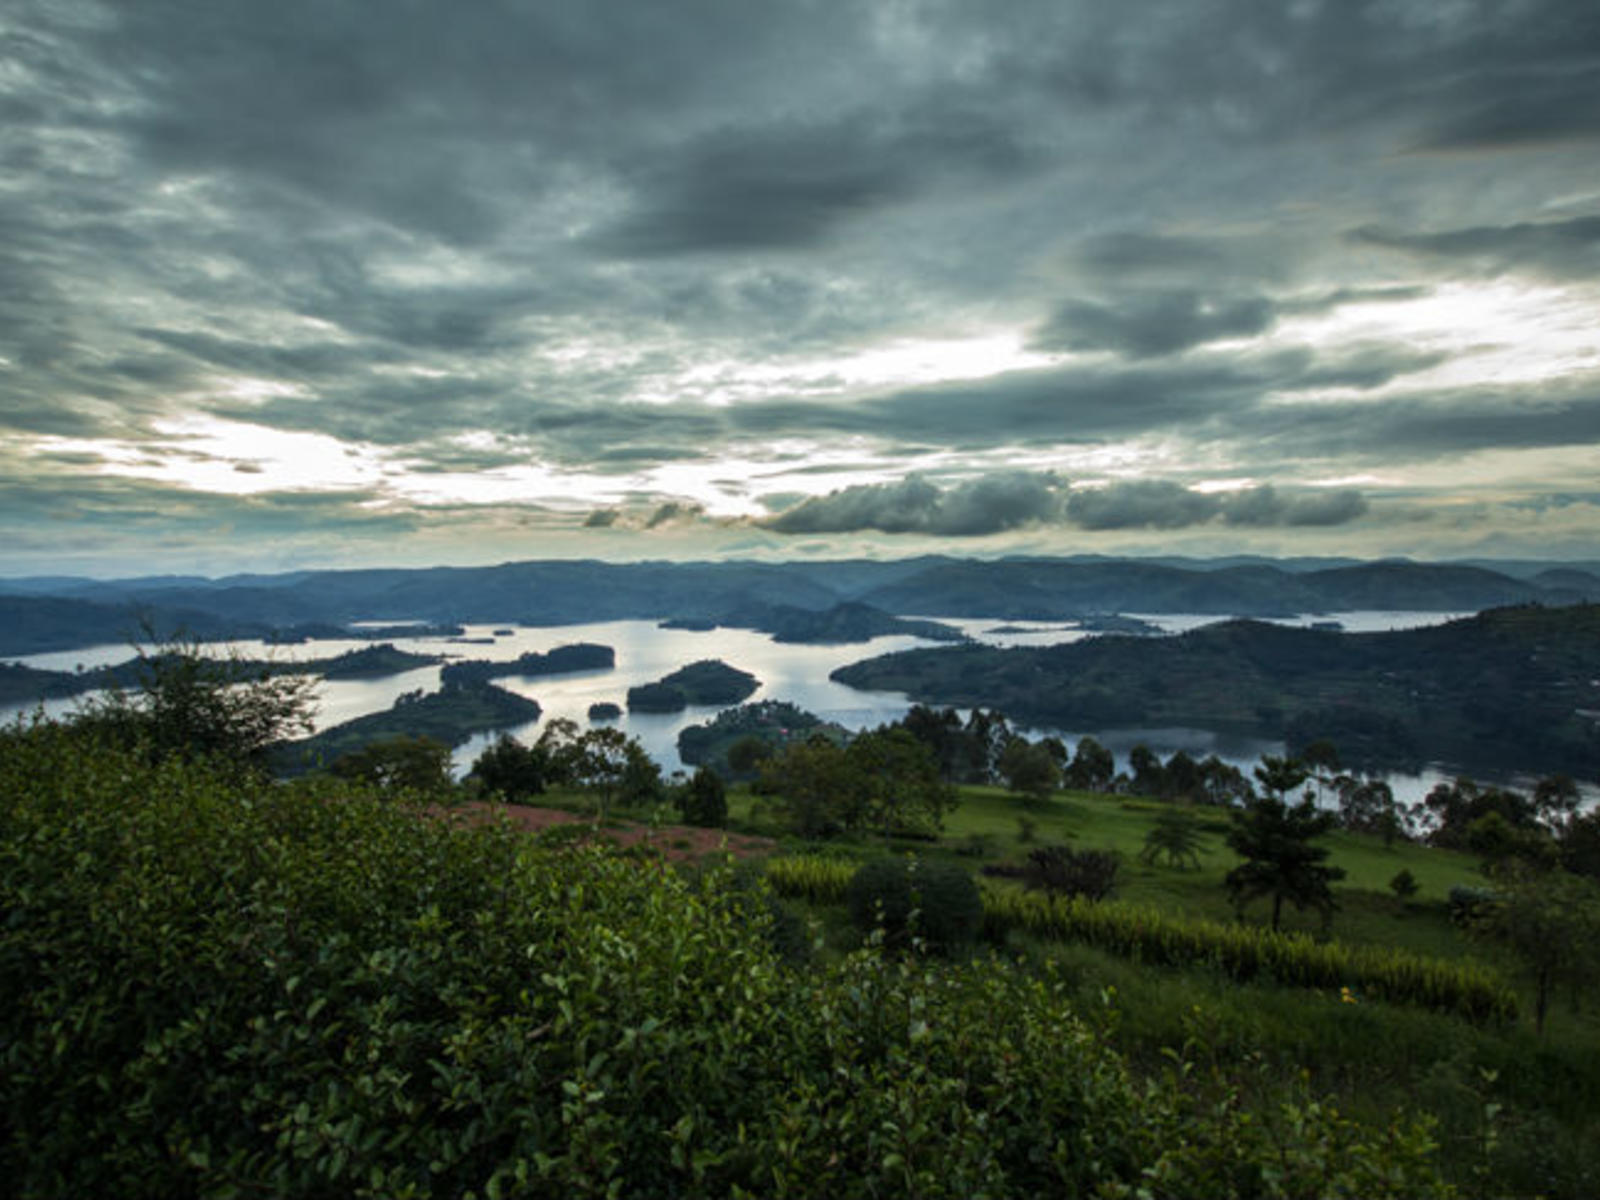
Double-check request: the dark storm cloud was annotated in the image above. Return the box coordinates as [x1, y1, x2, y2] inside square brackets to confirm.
[590, 108, 1035, 257]
[767, 472, 1067, 537]
[1032, 291, 1279, 358]
[1065, 481, 1222, 530]
[763, 473, 1370, 536]
[1352, 217, 1600, 280]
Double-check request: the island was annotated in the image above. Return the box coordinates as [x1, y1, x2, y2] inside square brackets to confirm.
[270, 681, 542, 775]
[626, 659, 760, 713]
[0, 643, 441, 706]
[438, 643, 615, 687]
[677, 700, 838, 776]
[587, 702, 622, 721]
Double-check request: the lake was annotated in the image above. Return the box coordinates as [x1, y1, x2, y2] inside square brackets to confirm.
[2, 610, 1583, 809]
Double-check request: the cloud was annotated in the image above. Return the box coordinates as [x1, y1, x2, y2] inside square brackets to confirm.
[646, 501, 706, 529]
[1065, 480, 1221, 530]
[1221, 485, 1368, 528]
[1351, 217, 1600, 280]
[766, 471, 1066, 536]
[1031, 290, 1279, 358]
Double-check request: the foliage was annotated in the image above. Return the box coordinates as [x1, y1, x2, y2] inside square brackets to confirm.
[1065, 734, 1116, 791]
[892, 704, 1011, 783]
[675, 765, 728, 828]
[1467, 865, 1600, 1034]
[0, 720, 1456, 1198]
[466, 731, 556, 801]
[760, 729, 954, 839]
[1390, 868, 1420, 901]
[835, 604, 1600, 780]
[1141, 805, 1207, 870]
[1225, 795, 1347, 932]
[274, 680, 540, 774]
[997, 735, 1060, 799]
[1425, 777, 1541, 850]
[677, 700, 826, 776]
[71, 632, 317, 771]
[330, 734, 454, 795]
[766, 854, 1517, 1025]
[1007, 845, 1121, 901]
[438, 642, 614, 687]
[845, 855, 984, 955]
[625, 658, 759, 712]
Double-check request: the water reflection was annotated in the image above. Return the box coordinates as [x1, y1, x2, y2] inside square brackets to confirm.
[3, 612, 1585, 808]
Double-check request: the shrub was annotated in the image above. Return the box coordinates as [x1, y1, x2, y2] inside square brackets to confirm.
[1023, 845, 1120, 900]
[1390, 868, 1420, 901]
[0, 722, 1456, 1198]
[846, 855, 984, 955]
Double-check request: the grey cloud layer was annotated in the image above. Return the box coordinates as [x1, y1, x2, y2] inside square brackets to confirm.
[765, 473, 1369, 537]
[3, 0, 1598, 564]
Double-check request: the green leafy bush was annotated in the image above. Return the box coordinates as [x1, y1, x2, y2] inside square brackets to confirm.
[1, 720, 1452, 1198]
[846, 855, 984, 954]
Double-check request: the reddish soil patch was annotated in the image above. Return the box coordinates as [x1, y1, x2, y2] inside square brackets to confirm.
[440, 800, 776, 864]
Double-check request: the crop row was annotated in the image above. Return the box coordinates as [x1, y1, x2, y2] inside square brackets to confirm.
[763, 855, 1518, 1024]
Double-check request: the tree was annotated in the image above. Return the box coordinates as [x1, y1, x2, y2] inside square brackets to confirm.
[1140, 806, 1206, 870]
[73, 631, 316, 771]
[1225, 795, 1347, 931]
[1128, 744, 1166, 797]
[468, 733, 556, 801]
[331, 735, 453, 795]
[1253, 754, 1310, 804]
[761, 735, 857, 838]
[675, 766, 727, 828]
[726, 734, 774, 776]
[997, 736, 1060, 801]
[1337, 776, 1405, 846]
[1469, 865, 1600, 1034]
[1065, 736, 1114, 792]
[847, 727, 956, 839]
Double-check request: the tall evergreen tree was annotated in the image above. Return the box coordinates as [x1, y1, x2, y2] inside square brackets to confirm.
[1225, 795, 1346, 931]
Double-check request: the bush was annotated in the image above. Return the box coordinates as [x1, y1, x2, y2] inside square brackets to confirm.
[675, 765, 728, 827]
[0, 720, 1456, 1199]
[846, 855, 984, 955]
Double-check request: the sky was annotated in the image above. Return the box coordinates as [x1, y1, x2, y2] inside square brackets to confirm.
[4, 0, 1599, 576]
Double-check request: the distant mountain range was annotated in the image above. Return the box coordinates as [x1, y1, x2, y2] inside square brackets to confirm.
[1, 555, 1597, 657]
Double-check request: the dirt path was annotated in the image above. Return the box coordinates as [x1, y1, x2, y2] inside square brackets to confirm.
[441, 800, 777, 864]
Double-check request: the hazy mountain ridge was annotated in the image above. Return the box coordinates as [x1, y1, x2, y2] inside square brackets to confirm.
[1, 556, 1596, 657]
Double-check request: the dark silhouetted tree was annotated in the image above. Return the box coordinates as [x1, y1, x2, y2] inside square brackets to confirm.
[1225, 794, 1346, 931]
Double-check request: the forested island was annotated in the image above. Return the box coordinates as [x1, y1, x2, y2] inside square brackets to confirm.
[0, 642, 441, 706]
[834, 603, 1600, 778]
[626, 659, 760, 712]
[438, 642, 615, 686]
[270, 681, 541, 774]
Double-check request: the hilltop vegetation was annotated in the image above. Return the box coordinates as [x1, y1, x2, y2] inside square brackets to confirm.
[834, 604, 1600, 777]
[7, 641, 1600, 1196]
[0, 720, 1458, 1198]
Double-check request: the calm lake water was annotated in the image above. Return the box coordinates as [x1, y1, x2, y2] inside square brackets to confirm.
[3, 610, 1584, 808]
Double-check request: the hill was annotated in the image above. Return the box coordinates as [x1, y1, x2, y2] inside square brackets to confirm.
[5, 555, 1596, 656]
[833, 603, 1600, 777]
